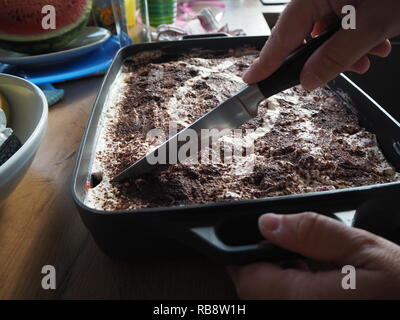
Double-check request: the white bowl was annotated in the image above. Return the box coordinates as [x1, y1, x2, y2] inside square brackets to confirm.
[0, 74, 48, 204]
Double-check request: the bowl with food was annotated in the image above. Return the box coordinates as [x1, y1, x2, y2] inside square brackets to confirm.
[0, 73, 48, 204]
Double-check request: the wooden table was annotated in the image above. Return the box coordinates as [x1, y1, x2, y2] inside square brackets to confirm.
[0, 0, 270, 299]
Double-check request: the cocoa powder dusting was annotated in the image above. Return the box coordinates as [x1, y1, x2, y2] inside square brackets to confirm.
[85, 48, 399, 211]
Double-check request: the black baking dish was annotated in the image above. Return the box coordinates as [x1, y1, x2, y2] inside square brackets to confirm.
[71, 36, 400, 265]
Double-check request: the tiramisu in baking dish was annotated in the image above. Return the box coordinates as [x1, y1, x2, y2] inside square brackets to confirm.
[85, 48, 400, 211]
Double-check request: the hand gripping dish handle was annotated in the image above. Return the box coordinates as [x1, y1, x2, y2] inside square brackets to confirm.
[184, 209, 344, 265]
[256, 26, 340, 98]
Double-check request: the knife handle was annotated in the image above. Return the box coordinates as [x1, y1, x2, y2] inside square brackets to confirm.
[256, 26, 340, 98]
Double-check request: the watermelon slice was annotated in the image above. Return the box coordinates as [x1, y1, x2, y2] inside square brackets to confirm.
[0, 0, 92, 54]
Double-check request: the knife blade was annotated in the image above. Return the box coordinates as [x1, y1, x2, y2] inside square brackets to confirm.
[112, 27, 338, 182]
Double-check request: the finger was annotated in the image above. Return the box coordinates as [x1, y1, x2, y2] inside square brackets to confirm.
[227, 258, 310, 284]
[300, 1, 392, 90]
[311, 15, 338, 37]
[368, 39, 392, 57]
[301, 29, 381, 90]
[242, 0, 334, 84]
[230, 262, 303, 299]
[230, 261, 376, 299]
[277, 259, 311, 270]
[258, 213, 382, 266]
[348, 55, 370, 74]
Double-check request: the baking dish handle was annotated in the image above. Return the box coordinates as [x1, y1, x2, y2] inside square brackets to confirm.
[188, 225, 300, 265]
[182, 33, 230, 40]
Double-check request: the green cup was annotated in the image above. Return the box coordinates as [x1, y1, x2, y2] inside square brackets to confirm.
[139, 0, 177, 27]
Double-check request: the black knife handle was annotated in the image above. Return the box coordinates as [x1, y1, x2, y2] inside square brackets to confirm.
[257, 26, 340, 98]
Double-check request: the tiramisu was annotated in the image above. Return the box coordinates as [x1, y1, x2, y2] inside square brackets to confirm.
[85, 48, 399, 211]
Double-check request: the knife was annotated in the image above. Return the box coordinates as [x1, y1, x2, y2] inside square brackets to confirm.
[112, 27, 338, 182]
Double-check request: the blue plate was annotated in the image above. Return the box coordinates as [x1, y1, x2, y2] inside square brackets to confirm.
[0, 36, 121, 85]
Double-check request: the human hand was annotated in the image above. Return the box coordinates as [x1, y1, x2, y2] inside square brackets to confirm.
[243, 0, 400, 90]
[229, 212, 400, 299]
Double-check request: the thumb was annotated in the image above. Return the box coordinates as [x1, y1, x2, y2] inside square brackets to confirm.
[259, 212, 380, 266]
